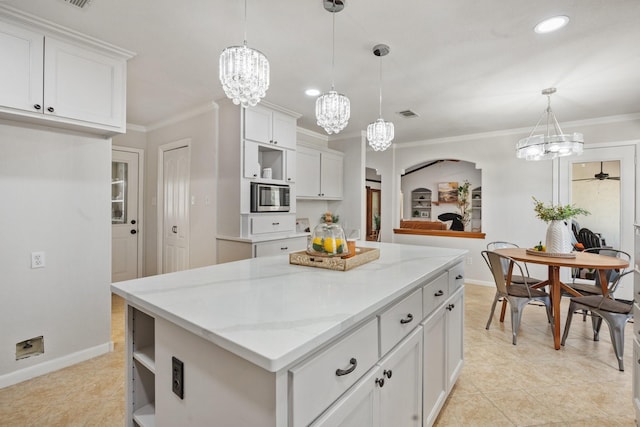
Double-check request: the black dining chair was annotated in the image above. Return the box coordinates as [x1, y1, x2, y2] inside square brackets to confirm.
[561, 270, 634, 371]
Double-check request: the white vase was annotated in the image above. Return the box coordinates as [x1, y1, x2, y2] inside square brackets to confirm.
[545, 220, 572, 254]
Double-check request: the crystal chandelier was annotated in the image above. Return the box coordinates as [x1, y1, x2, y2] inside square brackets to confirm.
[367, 44, 394, 151]
[316, 0, 350, 134]
[219, 0, 269, 108]
[516, 88, 583, 161]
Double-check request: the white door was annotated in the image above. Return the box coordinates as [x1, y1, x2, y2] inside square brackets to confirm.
[162, 146, 190, 273]
[111, 150, 140, 282]
[558, 144, 635, 299]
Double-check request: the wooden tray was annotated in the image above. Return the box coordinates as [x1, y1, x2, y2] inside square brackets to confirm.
[525, 249, 576, 258]
[289, 247, 380, 271]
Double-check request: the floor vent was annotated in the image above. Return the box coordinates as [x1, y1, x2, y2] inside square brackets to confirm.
[63, 0, 92, 9]
[16, 336, 44, 360]
[397, 109, 419, 118]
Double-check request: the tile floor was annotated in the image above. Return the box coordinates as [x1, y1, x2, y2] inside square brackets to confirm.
[0, 284, 635, 426]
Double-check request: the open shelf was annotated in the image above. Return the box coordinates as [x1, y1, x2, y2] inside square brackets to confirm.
[133, 403, 155, 427]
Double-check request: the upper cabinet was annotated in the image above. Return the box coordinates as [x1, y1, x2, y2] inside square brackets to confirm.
[0, 6, 134, 135]
[244, 105, 296, 150]
[297, 144, 344, 200]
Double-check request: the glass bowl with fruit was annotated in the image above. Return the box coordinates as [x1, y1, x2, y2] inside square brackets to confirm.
[307, 223, 350, 257]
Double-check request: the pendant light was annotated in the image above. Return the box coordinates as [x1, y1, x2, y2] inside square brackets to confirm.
[316, 0, 350, 135]
[367, 44, 394, 151]
[219, 0, 269, 108]
[516, 88, 583, 161]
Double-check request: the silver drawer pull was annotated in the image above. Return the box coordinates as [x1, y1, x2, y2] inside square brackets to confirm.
[335, 358, 357, 376]
[434, 290, 444, 297]
[400, 313, 414, 324]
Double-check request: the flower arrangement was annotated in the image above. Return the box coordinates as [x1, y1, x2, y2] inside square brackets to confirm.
[457, 180, 471, 228]
[320, 211, 339, 224]
[532, 197, 589, 222]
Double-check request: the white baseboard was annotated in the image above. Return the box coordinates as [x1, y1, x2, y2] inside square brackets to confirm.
[0, 342, 111, 389]
[464, 279, 494, 287]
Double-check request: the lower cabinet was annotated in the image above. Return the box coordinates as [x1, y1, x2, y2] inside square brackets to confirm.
[312, 327, 423, 427]
[422, 287, 464, 427]
[216, 235, 307, 263]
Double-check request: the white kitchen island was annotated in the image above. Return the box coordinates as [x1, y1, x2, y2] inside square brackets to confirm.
[111, 242, 466, 427]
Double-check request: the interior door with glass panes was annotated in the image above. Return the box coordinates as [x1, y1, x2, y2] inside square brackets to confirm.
[112, 149, 139, 282]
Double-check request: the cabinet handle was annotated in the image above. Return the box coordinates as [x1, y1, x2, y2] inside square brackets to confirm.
[383, 369, 392, 379]
[280, 247, 288, 250]
[400, 313, 414, 324]
[375, 377, 385, 387]
[434, 290, 444, 297]
[253, 173, 257, 177]
[273, 140, 278, 144]
[456, 274, 463, 280]
[335, 357, 357, 376]
[287, 178, 292, 181]
[33, 104, 41, 110]
[446, 303, 455, 311]
[272, 222, 280, 226]
[47, 106, 55, 112]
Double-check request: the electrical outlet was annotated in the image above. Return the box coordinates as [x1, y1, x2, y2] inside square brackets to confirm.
[31, 252, 45, 269]
[172, 356, 184, 399]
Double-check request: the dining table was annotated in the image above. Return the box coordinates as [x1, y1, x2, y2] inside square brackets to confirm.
[493, 247, 630, 350]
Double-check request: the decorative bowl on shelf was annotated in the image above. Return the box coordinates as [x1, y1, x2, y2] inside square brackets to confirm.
[307, 223, 349, 257]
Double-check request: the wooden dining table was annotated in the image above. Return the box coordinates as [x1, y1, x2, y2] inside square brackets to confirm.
[493, 247, 629, 350]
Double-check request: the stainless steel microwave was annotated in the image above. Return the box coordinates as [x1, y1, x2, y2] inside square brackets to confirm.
[250, 182, 290, 212]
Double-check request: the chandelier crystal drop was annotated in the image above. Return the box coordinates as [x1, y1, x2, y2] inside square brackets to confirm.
[219, 0, 269, 108]
[367, 43, 394, 151]
[316, 90, 351, 134]
[316, 0, 350, 134]
[516, 88, 583, 161]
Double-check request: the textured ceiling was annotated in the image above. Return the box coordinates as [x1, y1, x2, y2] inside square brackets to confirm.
[4, 0, 640, 143]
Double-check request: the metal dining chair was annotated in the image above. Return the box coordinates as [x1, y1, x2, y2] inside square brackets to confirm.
[486, 241, 545, 286]
[561, 270, 634, 371]
[482, 250, 553, 345]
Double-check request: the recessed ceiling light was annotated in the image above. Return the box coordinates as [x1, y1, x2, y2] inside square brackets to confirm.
[305, 88, 321, 97]
[534, 15, 570, 34]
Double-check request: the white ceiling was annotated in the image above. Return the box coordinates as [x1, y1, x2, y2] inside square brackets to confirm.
[5, 0, 640, 143]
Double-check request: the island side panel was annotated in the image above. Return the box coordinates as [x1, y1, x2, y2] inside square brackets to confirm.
[155, 317, 281, 427]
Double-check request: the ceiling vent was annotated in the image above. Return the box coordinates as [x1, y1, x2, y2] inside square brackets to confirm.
[397, 109, 419, 118]
[63, 0, 91, 9]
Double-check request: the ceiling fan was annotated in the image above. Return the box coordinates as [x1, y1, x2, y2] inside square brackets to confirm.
[572, 162, 620, 181]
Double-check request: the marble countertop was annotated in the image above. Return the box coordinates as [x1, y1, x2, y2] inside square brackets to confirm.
[111, 242, 466, 372]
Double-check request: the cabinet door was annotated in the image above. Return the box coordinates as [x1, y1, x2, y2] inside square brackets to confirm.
[285, 150, 296, 184]
[378, 327, 422, 427]
[311, 367, 380, 427]
[0, 21, 44, 113]
[422, 306, 447, 427]
[44, 37, 125, 127]
[446, 290, 464, 389]
[296, 146, 321, 197]
[243, 140, 260, 179]
[272, 110, 296, 149]
[244, 105, 271, 144]
[321, 151, 344, 199]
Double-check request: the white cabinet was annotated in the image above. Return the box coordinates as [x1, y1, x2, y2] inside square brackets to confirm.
[0, 9, 132, 134]
[244, 140, 287, 181]
[216, 234, 307, 263]
[297, 144, 344, 200]
[422, 287, 464, 427]
[127, 305, 156, 427]
[245, 105, 296, 150]
[254, 236, 306, 257]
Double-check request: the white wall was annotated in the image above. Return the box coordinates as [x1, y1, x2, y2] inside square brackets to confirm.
[144, 107, 218, 274]
[367, 116, 640, 286]
[0, 121, 111, 387]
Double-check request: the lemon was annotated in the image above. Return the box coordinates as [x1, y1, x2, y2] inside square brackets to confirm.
[323, 237, 337, 253]
[312, 237, 324, 252]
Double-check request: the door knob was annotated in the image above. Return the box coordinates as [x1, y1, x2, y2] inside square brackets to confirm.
[131, 220, 136, 225]
[130, 229, 137, 235]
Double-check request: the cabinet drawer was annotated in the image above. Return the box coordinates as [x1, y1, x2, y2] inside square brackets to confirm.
[251, 215, 295, 235]
[289, 318, 378, 427]
[423, 272, 449, 318]
[448, 263, 465, 294]
[379, 288, 422, 356]
[254, 236, 307, 257]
